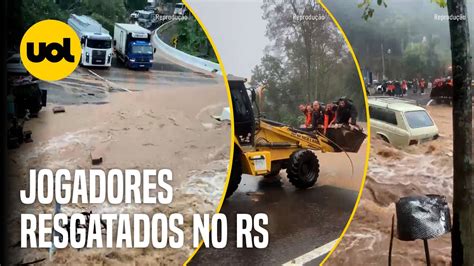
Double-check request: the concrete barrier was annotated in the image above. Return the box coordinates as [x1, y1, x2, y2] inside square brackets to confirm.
[155, 20, 222, 75]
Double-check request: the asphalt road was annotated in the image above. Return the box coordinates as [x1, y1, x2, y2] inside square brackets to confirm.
[191, 173, 358, 265]
[85, 29, 219, 90]
[89, 55, 218, 91]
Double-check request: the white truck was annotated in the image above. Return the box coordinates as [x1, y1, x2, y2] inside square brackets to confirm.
[68, 14, 113, 67]
[173, 3, 187, 16]
[113, 23, 155, 70]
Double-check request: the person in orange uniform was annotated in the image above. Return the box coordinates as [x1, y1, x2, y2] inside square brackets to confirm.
[304, 104, 313, 128]
[323, 103, 337, 135]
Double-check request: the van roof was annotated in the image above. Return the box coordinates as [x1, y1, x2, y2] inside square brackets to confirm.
[368, 97, 425, 112]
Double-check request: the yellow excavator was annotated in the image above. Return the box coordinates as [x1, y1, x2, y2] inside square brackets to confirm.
[226, 75, 366, 198]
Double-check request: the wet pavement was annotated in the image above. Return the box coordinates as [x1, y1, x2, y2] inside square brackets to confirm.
[191, 173, 358, 265]
[40, 40, 221, 105]
[90, 56, 218, 90]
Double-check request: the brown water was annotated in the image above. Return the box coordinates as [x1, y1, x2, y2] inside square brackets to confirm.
[327, 105, 457, 265]
[7, 75, 230, 265]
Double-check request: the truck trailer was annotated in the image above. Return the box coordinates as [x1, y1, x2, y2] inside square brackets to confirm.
[67, 14, 113, 67]
[113, 23, 155, 70]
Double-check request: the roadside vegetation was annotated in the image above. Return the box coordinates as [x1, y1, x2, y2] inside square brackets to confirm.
[175, 17, 218, 63]
[10, 0, 217, 63]
[250, 0, 365, 127]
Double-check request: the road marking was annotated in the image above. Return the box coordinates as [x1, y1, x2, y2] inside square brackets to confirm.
[282, 239, 338, 266]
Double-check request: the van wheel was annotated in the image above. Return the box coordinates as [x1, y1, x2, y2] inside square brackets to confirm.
[225, 146, 242, 199]
[287, 149, 319, 189]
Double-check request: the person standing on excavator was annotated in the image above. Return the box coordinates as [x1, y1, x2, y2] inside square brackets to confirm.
[323, 103, 337, 135]
[310, 101, 324, 131]
[299, 104, 313, 129]
[335, 98, 358, 126]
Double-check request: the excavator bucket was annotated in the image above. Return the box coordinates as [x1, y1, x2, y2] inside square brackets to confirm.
[326, 126, 367, 153]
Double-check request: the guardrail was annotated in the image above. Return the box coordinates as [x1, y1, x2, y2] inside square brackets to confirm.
[154, 20, 222, 75]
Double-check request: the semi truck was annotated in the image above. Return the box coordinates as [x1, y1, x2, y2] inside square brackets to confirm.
[113, 23, 155, 70]
[67, 14, 113, 67]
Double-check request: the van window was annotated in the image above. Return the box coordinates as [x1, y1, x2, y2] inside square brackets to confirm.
[404, 110, 434, 128]
[369, 106, 397, 125]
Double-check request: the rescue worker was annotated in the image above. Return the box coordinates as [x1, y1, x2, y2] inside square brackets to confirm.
[420, 78, 426, 94]
[402, 80, 408, 95]
[335, 98, 358, 126]
[310, 101, 324, 131]
[387, 82, 395, 96]
[299, 104, 310, 128]
[394, 80, 402, 96]
[413, 78, 418, 93]
[304, 104, 313, 129]
[323, 103, 337, 134]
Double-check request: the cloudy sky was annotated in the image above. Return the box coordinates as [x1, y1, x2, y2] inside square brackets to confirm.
[187, 0, 269, 79]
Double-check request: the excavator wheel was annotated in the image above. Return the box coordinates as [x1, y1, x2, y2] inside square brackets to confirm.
[286, 149, 320, 189]
[225, 146, 242, 199]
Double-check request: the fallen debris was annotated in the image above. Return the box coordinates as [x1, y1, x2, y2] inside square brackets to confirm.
[212, 107, 231, 121]
[52, 106, 66, 114]
[90, 150, 103, 165]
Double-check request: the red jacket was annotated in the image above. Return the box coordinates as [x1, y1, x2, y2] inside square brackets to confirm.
[304, 111, 312, 128]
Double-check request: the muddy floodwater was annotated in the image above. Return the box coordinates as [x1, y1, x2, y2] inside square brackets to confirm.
[7, 69, 230, 264]
[327, 105, 464, 265]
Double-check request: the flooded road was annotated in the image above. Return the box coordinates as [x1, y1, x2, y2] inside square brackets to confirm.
[328, 97, 464, 265]
[7, 50, 230, 264]
[192, 137, 368, 265]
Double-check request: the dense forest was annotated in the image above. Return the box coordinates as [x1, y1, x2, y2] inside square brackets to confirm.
[250, 0, 365, 127]
[325, 0, 474, 80]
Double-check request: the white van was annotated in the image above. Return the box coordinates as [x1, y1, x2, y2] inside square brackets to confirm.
[368, 97, 439, 147]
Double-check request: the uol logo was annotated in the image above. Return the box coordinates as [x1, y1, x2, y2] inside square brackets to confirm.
[26, 38, 75, 63]
[20, 20, 81, 81]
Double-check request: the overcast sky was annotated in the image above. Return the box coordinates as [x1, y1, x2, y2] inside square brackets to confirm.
[187, 0, 269, 78]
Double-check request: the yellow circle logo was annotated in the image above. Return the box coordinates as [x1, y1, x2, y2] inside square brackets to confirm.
[20, 20, 81, 81]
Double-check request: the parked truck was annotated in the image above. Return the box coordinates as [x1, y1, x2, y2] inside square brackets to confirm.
[67, 14, 113, 67]
[113, 23, 155, 70]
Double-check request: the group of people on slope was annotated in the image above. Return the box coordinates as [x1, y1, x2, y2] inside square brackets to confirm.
[299, 97, 358, 135]
[380, 78, 429, 96]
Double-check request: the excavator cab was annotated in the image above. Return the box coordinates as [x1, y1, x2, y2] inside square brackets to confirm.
[229, 76, 255, 146]
[225, 75, 366, 198]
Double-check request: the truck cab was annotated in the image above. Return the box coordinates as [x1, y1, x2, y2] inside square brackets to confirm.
[80, 34, 113, 67]
[173, 3, 187, 16]
[114, 23, 155, 70]
[126, 40, 154, 69]
[68, 14, 113, 68]
[137, 10, 155, 29]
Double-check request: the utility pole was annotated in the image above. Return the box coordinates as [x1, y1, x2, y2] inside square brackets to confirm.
[447, 0, 473, 265]
[381, 43, 385, 80]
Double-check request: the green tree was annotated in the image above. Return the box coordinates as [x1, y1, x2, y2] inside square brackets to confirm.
[175, 17, 217, 63]
[251, 0, 365, 126]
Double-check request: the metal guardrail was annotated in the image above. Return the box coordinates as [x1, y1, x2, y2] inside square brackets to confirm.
[154, 20, 222, 75]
